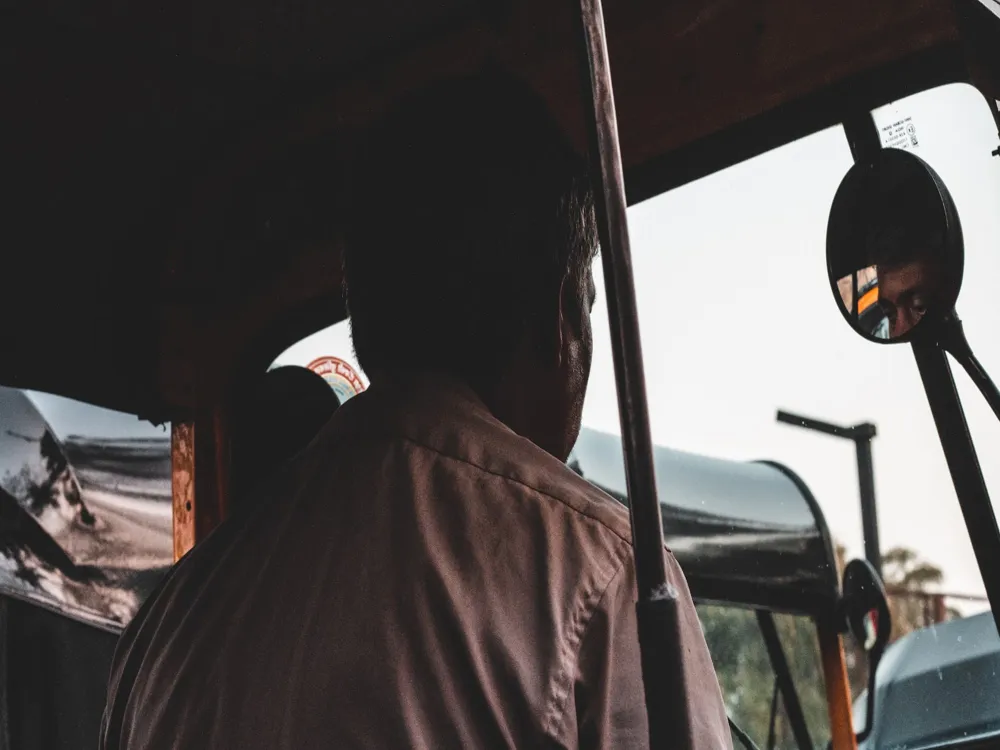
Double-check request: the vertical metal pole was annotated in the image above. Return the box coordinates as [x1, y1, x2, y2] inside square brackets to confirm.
[776, 411, 883, 576]
[912, 341, 1000, 638]
[853, 424, 882, 578]
[573, 0, 667, 597]
[572, 0, 690, 747]
[757, 612, 814, 750]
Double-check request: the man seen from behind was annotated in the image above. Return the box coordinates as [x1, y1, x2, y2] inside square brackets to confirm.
[99, 68, 732, 750]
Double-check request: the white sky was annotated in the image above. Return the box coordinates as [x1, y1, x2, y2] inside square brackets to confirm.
[273, 83, 1000, 608]
[28, 82, 1000, 609]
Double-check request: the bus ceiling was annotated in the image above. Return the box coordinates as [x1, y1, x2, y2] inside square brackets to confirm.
[1, 0, 997, 421]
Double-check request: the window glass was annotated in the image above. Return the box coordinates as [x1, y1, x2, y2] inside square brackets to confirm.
[0, 387, 170, 629]
[270, 318, 368, 403]
[858, 83, 1000, 748]
[699, 605, 774, 745]
[870, 84, 1000, 555]
[698, 605, 827, 749]
[586, 86, 1000, 610]
[598, 82, 1000, 748]
[772, 613, 830, 744]
[585, 124, 867, 568]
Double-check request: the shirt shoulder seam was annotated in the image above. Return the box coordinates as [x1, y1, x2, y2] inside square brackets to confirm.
[392, 432, 632, 546]
[540, 548, 631, 742]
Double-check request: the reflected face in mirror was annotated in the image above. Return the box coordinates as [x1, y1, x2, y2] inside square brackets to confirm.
[876, 255, 945, 338]
[835, 252, 950, 341]
[836, 266, 890, 340]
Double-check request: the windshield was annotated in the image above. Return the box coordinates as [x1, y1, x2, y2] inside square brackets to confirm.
[270, 318, 365, 400]
[587, 84, 1000, 616]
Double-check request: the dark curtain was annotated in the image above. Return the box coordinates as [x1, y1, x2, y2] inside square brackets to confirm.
[3, 597, 118, 750]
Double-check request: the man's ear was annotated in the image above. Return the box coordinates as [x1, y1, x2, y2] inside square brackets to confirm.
[552, 273, 571, 368]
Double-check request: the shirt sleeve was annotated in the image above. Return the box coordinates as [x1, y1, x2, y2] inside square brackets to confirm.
[567, 550, 733, 750]
[99, 601, 147, 750]
[99, 560, 180, 750]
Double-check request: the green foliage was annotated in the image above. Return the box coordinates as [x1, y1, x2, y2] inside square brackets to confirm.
[695, 544, 951, 748]
[697, 605, 830, 750]
[882, 546, 943, 589]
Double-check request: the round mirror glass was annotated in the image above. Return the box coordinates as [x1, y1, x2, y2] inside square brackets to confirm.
[827, 148, 964, 342]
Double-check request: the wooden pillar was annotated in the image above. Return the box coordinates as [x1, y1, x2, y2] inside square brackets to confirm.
[171, 422, 196, 561]
[818, 621, 858, 750]
[933, 593, 947, 624]
[171, 408, 230, 562]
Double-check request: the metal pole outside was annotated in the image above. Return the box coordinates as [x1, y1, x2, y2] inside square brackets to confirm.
[776, 410, 882, 578]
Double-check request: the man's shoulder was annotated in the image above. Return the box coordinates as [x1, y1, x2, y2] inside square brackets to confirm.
[336, 379, 635, 551]
[501, 442, 633, 543]
[420, 417, 635, 551]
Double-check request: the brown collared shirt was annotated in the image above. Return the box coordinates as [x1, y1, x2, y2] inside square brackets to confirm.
[101, 377, 732, 749]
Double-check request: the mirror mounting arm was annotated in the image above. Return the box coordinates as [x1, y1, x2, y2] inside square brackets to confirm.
[911, 339, 1000, 640]
[933, 312, 1000, 423]
[982, 93, 1000, 157]
[843, 111, 882, 164]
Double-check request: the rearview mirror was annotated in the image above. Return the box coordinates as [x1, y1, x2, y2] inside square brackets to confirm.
[841, 558, 892, 743]
[826, 148, 964, 343]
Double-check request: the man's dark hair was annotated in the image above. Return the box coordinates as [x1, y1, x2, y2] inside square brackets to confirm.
[858, 164, 951, 271]
[343, 68, 597, 386]
[866, 208, 947, 271]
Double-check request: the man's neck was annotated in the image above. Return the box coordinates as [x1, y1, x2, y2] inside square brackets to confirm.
[371, 365, 568, 460]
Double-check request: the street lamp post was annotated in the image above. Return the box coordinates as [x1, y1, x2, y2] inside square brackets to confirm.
[777, 410, 882, 578]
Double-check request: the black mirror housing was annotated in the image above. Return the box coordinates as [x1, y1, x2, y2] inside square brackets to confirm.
[826, 148, 964, 344]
